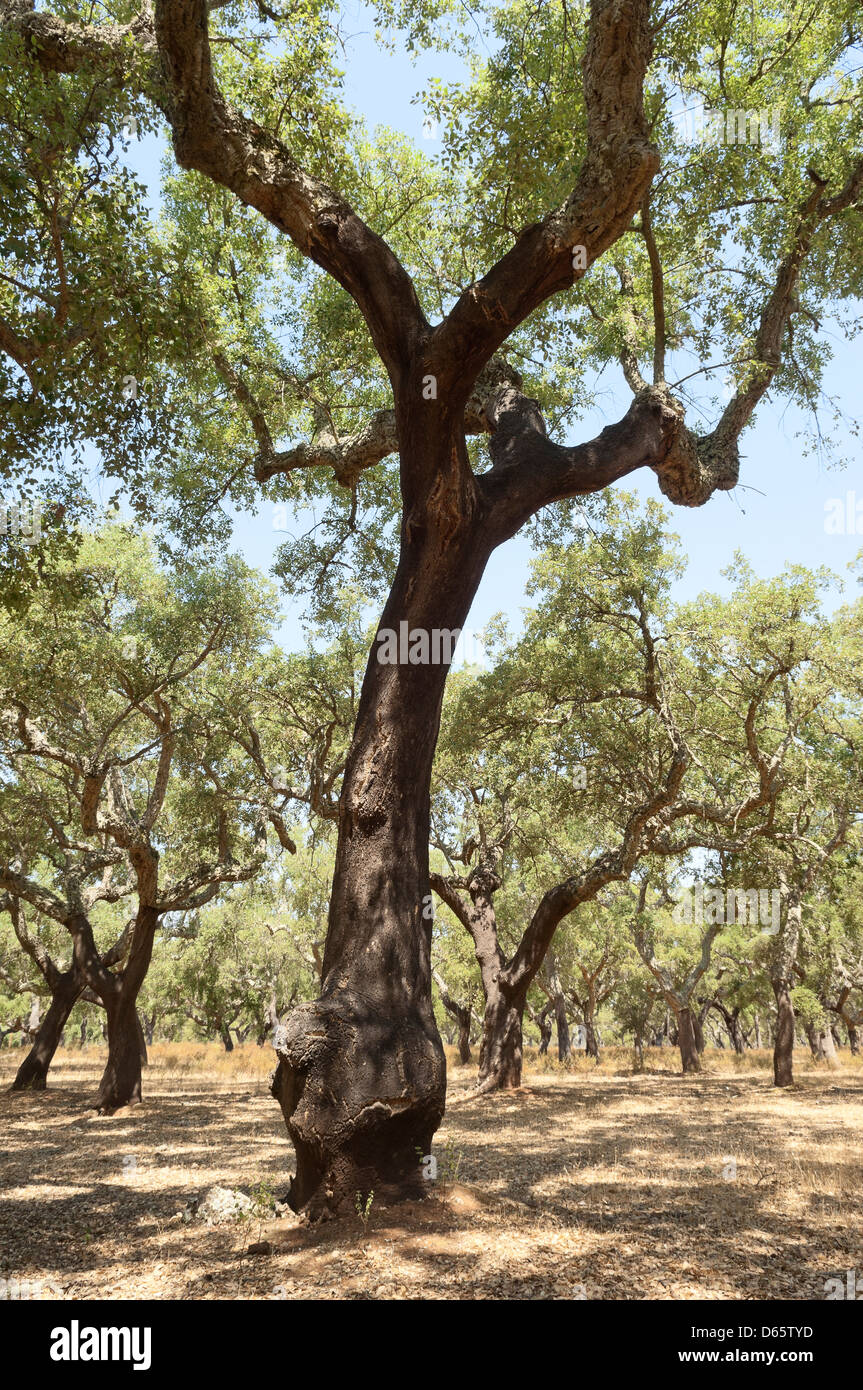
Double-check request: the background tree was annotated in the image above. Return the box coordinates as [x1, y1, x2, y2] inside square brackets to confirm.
[0, 525, 295, 1106]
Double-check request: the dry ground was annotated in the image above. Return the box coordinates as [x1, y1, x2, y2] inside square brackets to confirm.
[1, 1043, 861, 1300]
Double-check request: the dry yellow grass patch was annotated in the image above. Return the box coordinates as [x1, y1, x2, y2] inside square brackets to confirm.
[1, 1043, 861, 1300]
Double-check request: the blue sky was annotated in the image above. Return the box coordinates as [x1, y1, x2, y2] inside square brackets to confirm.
[120, 2, 863, 652]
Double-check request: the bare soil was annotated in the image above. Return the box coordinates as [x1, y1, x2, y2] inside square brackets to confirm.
[1, 1043, 860, 1300]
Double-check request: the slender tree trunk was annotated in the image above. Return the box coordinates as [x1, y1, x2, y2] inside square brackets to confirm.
[693, 1003, 707, 1055]
[455, 1013, 471, 1065]
[584, 1017, 600, 1061]
[537, 1003, 553, 1055]
[848, 1024, 860, 1056]
[554, 995, 571, 1061]
[12, 971, 82, 1091]
[753, 1011, 761, 1049]
[220, 1023, 234, 1052]
[676, 1006, 701, 1074]
[432, 970, 472, 1063]
[771, 891, 801, 1088]
[772, 980, 795, 1087]
[271, 497, 491, 1215]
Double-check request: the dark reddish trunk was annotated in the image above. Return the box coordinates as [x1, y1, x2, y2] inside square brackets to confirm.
[11, 970, 82, 1091]
[772, 979, 795, 1087]
[86, 905, 159, 1113]
[676, 1006, 701, 1074]
[98, 994, 144, 1111]
[272, 479, 491, 1216]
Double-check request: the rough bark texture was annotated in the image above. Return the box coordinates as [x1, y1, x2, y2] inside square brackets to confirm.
[676, 1006, 701, 1074]
[477, 984, 527, 1091]
[772, 980, 796, 1087]
[8, 0, 855, 1215]
[272, 489, 490, 1214]
[98, 996, 145, 1111]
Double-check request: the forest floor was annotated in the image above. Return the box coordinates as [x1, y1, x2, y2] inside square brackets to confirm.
[1, 1043, 861, 1301]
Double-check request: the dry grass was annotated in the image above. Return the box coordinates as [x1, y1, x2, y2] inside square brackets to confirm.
[1, 1042, 861, 1300]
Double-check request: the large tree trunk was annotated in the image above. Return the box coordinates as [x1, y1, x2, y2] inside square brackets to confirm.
[11, 971, 81, 1091]
[584, 1017, 600, 1061]
[848, 1024, 860, 1056]
[676, 1006, 701, 1074]
[98, 995, 145, 1111]
[271, 498, 490, 1217]
[88, 905, 159, 1113]
[476, 983, 526, 1090]
[220, 1023, 234, 1052]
